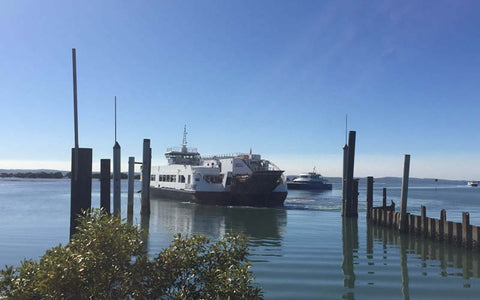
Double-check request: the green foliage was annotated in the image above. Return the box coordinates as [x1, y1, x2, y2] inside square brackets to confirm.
[0, 209, 262, 299]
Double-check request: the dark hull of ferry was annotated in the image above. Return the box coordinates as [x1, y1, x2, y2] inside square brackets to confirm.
[150, 187, 287, 207]
[287, 182, 332, 190]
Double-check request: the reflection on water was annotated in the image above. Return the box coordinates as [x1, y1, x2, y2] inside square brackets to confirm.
[340, 220, 480, 300]
[342, 218, 358, 300]
[368, 223, 480, 280]
[3, 179, 480, 299]
[149, 198, 287, 245]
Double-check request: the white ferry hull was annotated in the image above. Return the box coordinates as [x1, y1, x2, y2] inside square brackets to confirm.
[150, 187, 287, 207]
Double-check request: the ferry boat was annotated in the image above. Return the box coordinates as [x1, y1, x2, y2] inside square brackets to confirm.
[468, 181, 479, 187]
[287, 168, 332, 190]
[149, 128, 287, 207]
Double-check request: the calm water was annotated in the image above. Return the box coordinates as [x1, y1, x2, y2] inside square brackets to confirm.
[1, 178, 480, 299]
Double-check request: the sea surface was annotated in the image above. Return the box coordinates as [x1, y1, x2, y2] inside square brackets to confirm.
[1, 178, 480, 299]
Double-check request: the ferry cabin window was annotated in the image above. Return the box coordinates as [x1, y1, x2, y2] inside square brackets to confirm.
[150, 175, 156, 181]
[179, 175, 185, 183]
[187, 175, 191, 184]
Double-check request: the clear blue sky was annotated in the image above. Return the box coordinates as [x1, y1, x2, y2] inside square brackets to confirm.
[1, 0, 479, 179]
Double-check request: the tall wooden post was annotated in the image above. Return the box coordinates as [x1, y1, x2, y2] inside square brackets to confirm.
[345, 131, 356, 217]
[69, 48, 92, 240]
[399, 154, 410, 233]
[100, 159, 110, 214]
[141, 139, 151, 216]
[70, 148, 92, 239]
[366, 176, 373, 220]
[341, 144, 349, 217]
[463, 212, 472, 248]
[352, 179, 359, 217]
[113, 142, 121, 217]
[127, 156, 135, 223]
[382, 188, 387, 208]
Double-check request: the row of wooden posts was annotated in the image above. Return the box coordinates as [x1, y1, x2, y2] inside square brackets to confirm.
[69, 49, 154, 239]
[69, 139, 152, 239]
[341, 130, 478, 250]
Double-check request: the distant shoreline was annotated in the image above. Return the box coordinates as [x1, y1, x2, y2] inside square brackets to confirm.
[0, 169, 469, 183]
[0, 171, 140, 180]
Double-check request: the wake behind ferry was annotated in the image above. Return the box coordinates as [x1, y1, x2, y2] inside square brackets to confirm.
[148, 128, 287, 207]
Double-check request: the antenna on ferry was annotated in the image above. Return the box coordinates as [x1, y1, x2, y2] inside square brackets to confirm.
[181, 125, 188, 152]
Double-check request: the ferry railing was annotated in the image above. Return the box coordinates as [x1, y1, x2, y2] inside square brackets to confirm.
[167, 147, 198, 153]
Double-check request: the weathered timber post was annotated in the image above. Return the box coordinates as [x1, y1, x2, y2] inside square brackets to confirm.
[352, 179, 359, 217]
[69, 48, 92, 240]
[141, 139, 151, 216]
[439, 209, 446, 241]
[341, 144, 349, 217]
[344, 131, 356, 217]
[70, 148, 92, 239]
[100, 159, 110, 214]
[463, 212, 472, 248]
[382, 188, 387, 208]
[421, 206, 427, 235]
[113, 141, 121, 217]
[366, 176, 373, 220]
[127, 156, 135, 224]
[399, 154, 410, 233]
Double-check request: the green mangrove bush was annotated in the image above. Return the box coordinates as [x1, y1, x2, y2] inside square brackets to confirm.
[0, 209, 262, 299]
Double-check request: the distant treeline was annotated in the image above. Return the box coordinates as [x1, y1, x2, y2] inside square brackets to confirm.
[0, 172, 64, 179]
[65, 172, 141, 180]
[1, 172, 140, 180]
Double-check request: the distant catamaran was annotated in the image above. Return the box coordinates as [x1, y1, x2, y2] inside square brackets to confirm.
[468, 181, 478, 187]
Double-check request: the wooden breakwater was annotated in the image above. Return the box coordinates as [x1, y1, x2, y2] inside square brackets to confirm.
[369, 205, 478, 249]
[365, 154, 478, 250]
[341, 131, 477, 251]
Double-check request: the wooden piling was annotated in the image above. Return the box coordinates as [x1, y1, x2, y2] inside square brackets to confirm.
[141, 139, 151, 216]
[344, 131, 356, 217]
[472, 226, 480, 249]
[100, 159, 110, 214]
[382, 187, 387, 208]
[113, 142, 121, 217]
[446, 221, 454, 243]
[366, 176, 373, 220]
[454, 222, 462, 246]
[421, 206, 427, 235]
[341, 145, 348, 217]
[463, 212, 472, 248]
[409, 214, 415, 233]
[428, 218, 436, 239]
[352, 179, 359, 217]
[399, 154, 410, 233]
[70, 148, 92, 239]
[127, 156, 135, 223]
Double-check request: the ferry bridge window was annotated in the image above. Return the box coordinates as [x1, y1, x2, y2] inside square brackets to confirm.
[150, 175, 156, 181]
[203, 175, 223, 183]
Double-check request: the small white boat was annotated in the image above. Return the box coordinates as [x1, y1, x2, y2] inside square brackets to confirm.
[468, 181, 478, 187]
